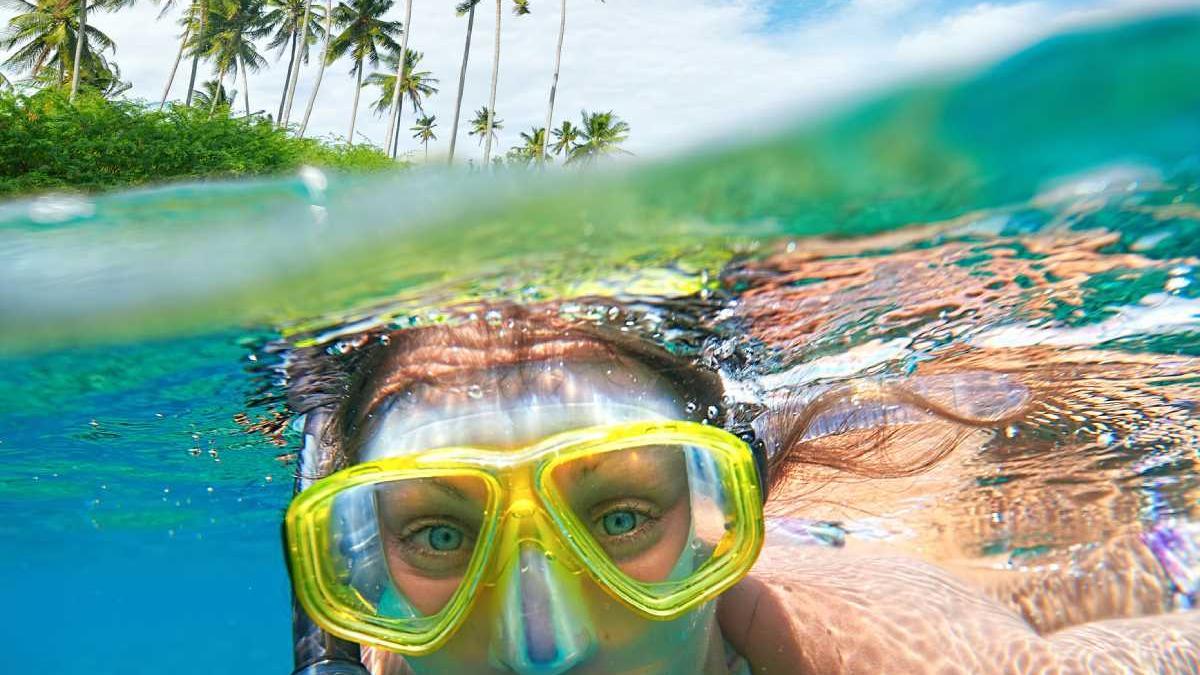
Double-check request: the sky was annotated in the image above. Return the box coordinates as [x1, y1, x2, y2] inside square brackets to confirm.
[4, 0, 1200, 160]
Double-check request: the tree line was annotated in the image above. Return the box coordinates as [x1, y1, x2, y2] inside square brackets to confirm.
[0, 0, 632, 166]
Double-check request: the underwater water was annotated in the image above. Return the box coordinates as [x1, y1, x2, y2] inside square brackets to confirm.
[3, 13, 1200, 674]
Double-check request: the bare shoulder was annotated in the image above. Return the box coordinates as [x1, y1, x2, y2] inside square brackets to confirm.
[717, 541, 1200, 674]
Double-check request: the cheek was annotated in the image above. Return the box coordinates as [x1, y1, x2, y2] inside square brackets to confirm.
[588, 583, 720, 670]
[382, 548, 465, 617]
[616, 500, 692, 583]
[405, 611, 494, 674]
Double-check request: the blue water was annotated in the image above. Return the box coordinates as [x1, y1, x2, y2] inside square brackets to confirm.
[2, 13, 1200, 674]
[2, 332, 293, 672]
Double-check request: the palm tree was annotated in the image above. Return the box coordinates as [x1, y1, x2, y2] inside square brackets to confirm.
[159, 0, 198, 108]
[68, 0, 88, 100]
[410, 114, 436, 159]
[297, 0, 333, 136]
[192, 77, 236, 110]
[478, 0, 530, 164]
[381, 0, 410, 157]
[327, 0, 400, 145]
[481, 0, 500, 164]
[263, 0, 324, 123]
[182, 0, 208, 106]
[446, 0, 479, 165]
[538, 0, 598, 161]
[365, 48, 438, 156]
[506, 126, 547, 165]
[66, 0, 133, 100]
[468, 105, 501, 146]
[2, 0, 117, 88]
[202, 0, 269, 116]
[549, 118, 579, 157]
[282, 0, 324, 124]
[566, 110, 630, 165]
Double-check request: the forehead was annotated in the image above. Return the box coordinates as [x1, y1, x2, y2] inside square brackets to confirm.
[358, 360, 690, 462]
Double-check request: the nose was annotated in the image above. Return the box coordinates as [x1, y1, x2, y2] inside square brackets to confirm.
[491, 545, 594, 675]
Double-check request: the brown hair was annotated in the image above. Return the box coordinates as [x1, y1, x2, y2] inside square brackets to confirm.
[287, 304, 726, 475]
[757, 378, 1029, 502]
[285, 304, 1031, 494]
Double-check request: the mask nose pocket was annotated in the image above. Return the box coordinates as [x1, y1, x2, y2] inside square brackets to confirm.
[493, 544, 594, 675]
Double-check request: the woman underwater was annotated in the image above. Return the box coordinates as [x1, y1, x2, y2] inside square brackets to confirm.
[278, 287, 1200, 673]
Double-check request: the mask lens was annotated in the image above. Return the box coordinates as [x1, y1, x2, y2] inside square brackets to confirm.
[548, 444, 731, 585]
[323, 475, 490, 621]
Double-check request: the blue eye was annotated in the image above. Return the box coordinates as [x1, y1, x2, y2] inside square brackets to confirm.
[601, 510, 642, 536]
[424, 525, 464, 551]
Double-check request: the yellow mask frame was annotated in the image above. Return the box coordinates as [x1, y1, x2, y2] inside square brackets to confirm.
[284, 420, 765, 656]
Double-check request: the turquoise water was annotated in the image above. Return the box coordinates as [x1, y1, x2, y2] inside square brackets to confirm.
[2, 14, 1200, 673]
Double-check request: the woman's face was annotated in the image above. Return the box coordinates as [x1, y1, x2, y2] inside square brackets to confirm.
[355, 361, 730, 675]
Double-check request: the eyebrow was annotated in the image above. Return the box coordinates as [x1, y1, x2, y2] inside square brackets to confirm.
[427, 478, 470, 502]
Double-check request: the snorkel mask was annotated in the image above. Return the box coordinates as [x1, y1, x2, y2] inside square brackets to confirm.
[283, 338, 767, 674]
[287, 416, 764, 655]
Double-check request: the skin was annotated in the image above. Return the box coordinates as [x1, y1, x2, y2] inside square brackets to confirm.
[718, 542, 1200, 674]
[357, 362, 736, 675]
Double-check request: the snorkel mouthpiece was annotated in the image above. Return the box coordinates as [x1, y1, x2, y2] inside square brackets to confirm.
[494, 544, 595, 674]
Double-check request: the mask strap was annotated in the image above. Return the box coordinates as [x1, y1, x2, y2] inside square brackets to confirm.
[289, 408, 370, 675]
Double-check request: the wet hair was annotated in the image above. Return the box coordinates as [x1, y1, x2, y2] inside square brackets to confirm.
[285, 304, 1030, 495]
[286, 305, 726, 474]
[756, 378, 1028, 505]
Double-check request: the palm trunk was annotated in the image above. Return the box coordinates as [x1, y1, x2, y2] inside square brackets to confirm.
[185, 54, 201, 105]
[539, 0, 566, 163]
[298, 0, 333, 138]
[30, 51, 48, 80]
[185, 0, 206, 106]
[281, 0, 311, 126]
[482, 0, 501, 165]
[69, 0, 87, 101]
[384, 0, 413, 157]
[160, 21, 192, 110]
[446, 4, 475, 164]
[277, 30, 298, 122]
[423, 139, 428, 160]
[209, 71, 223, 116]
[239, 54, 250, 117]
[390, 95, 404, 157]
[347, 62, 363, 145]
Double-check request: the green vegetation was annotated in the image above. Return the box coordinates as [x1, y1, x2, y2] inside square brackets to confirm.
[0, 88, 393, 196]
[0, 0, 633, 196]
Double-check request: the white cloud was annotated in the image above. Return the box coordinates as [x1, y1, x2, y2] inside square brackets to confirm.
[2, 0, 1198, 160]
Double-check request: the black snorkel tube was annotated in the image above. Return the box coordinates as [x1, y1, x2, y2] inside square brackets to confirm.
[289, 575, 370, 675]
[286, 411, 370, 675]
